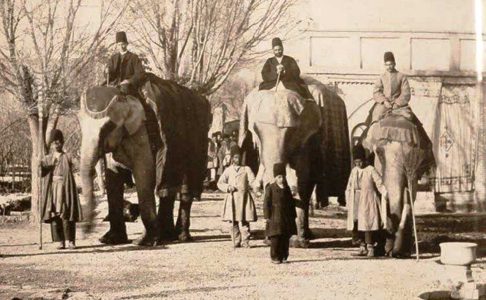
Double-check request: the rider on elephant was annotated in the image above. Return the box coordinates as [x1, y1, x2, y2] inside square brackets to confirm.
[259, 37, 313, 100]
[363, 51, 431, 151]
[105, 31, 146, 96]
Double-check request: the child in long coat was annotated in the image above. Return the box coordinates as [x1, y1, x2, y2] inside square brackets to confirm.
[218, 146, 257, 248]
[41, 129, 82, 249]
[346, 144, 387, 257]
[264, 163, 297, 264]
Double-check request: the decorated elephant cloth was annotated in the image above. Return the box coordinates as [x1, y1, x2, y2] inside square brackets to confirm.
[141, 73, 210, 197]
[82, 87, 146, 136]
[362, 111, 430, 151]
[304, 77, 351, 198]
[244, 87, 307, 129]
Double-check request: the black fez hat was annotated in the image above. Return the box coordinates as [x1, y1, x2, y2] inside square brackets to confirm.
[272, 37, 283, 48]
[352, 144, 366, 160]
[116, 31, 128, 44]
[49, 129, 64, 145]
[230, 145, 240, 157]
[273, 163, 286, 177]
[384, 51, 395, 63]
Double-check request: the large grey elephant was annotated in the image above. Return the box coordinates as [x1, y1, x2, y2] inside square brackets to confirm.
[369, 115, 434, 257]
[80, 74, 210, 245]
[240, 80, 350, 247]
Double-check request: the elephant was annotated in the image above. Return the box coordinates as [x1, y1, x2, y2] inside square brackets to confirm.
[239, 80, 350, 247]
[365, 113, 434, 257]
[79, 74, 210, 245]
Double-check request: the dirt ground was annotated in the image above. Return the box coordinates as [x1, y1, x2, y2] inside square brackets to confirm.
[1, 193, 485, 300]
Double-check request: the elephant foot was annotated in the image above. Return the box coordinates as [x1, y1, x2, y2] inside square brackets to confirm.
[304, 229, 315, 240]
[177, 231, 193, 242]
[99, 231, 129, 245]
[133, 232, 162, 247]
[159, 231, 178, 242]
[289, 236, 309, 248]
[391, 251, 412, 259]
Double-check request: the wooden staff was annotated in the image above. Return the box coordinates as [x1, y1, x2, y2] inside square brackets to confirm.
[38, 87, 44, 250]
[230, 190, 236, 248]
[275, 68, 282, 92]
[407, 181, 420, 261]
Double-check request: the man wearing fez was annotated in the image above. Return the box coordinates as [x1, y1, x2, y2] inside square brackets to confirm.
[259, 37, 313, 99]
[364, 51, 431, 152]
[106, 31, 146, 96]
[370, 51, 411, 123]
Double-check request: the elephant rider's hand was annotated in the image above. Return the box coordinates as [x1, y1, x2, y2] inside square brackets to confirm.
[290, 186, 297, 196]
[383, 100, 393, 109]
[276, 64, 285, 74]
[119, 83, 130, 95]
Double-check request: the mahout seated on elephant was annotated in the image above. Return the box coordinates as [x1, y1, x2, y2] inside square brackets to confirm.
[259, 37, 313, 100]
[240, 75, 350, 248]
[79, 73, 210, 246]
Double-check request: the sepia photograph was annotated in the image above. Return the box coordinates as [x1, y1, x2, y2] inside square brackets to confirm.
[0, 0, 485, 299]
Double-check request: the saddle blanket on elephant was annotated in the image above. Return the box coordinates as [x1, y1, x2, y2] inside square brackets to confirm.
[363, 112, 431, 151]
[304, 77, 351, 197]
[243, 87, 311, 130]
[82, 86, 126, 119]
[141, 73, 210, 197]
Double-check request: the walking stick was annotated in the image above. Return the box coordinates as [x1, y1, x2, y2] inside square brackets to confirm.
[38, 88, 44, 250]
[407, 181, 420, 261]
[230, 190, 236, 247]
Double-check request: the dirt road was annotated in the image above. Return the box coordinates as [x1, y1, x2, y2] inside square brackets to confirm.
[1, 193, 485, 299]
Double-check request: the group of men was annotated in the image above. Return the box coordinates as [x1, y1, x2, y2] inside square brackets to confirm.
[206, 131, 239, 188]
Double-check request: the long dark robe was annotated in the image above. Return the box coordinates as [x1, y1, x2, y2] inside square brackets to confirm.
[41, 153, 82, 223]
[264, 182, 297, 237]
[259, 55, 312, 99]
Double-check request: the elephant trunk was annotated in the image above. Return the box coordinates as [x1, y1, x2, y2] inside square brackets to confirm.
[79, 134, 101, 233]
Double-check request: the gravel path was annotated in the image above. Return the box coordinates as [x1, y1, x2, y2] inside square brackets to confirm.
[0, 193, 485, 299]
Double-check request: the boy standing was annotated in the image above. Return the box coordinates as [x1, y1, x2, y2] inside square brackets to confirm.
[41, 129, 82, 249]
[346, 144, 387, 257]
[264, 163, 297, 264]
[218, 146, 257, 248]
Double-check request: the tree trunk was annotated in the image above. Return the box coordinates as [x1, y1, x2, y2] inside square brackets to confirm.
[28, 114, 46, 224]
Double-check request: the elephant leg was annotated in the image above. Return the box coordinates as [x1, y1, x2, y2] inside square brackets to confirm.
[158, 191, 177, 241]
[384, 169, 407, 256]
[123, 129, 160, 246]
[393, 190, 413, 257]
[175, 193, 193, 242]
[291, 180, 313, 247]
[100, 167, 128, 244]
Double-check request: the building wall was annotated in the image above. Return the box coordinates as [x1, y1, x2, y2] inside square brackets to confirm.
[283, 0, 485, 206]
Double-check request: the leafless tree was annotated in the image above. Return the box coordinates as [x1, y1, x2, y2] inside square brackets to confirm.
[125, 0, 297, 95]
[0, 0, 126, 222]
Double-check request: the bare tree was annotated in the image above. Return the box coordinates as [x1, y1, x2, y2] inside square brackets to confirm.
[0, 0, 126, 222]
[125, 0, 297, 95]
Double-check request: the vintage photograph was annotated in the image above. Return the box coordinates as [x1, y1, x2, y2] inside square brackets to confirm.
[0, 0, 485, 299]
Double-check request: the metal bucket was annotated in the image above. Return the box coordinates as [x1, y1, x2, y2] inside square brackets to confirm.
[439, 242, 477, 266]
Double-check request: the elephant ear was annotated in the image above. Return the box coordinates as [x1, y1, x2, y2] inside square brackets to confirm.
[107, 96, 146, 135]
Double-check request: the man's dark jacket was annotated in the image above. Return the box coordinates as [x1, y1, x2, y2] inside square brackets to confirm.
[259, 55, 312, 99]
[264, 182, 297, 237]
[107, 51, 146, 95]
